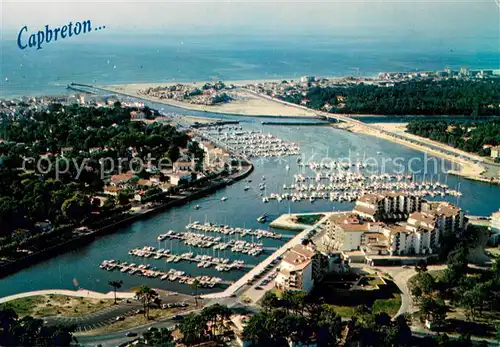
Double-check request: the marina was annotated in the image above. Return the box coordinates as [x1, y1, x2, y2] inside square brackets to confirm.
[99, 260, 229, 287]
[156, 230, 272, 256]
[128, 246, 249, 272]
[262, 163, 462, 203]
[198, 128, 300, 157]
[185, 221, 286, 240]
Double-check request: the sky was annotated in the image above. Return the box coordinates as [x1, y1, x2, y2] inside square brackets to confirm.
[1, 0, 499, 40]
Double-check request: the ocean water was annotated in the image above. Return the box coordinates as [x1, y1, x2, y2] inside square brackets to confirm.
[1, 34, 499, 98]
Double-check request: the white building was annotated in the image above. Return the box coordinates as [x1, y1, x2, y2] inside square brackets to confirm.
[490, 211, 500, 245]
[275, 244, 315, 293]
[324, 194, 465, 258]
[491, 146, 500, 159]
[274, 244, 347, 293]
[354, 193, 422, 221]
[168, 171, 192, 185]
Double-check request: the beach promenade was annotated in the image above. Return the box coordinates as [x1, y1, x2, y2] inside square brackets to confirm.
[0, 289, 135, 304]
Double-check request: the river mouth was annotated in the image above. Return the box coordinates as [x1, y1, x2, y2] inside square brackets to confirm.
[1, 97, 499, 298]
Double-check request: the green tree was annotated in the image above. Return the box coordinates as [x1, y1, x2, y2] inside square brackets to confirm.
[108, 280, 123, 304]
[190, 279, 200, 307]
[134, 285, 158, 319]
[117, 191, 131, 206]
[261, 291, 279, 312]
[0, 308, 75, 346]
[410, 271, 435, 301]
[167, 145, 180, 163]
[141, 327, 174, 346]
[179, 313, 207, 344]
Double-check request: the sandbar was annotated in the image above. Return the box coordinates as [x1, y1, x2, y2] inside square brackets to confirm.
[100, 80, 317, 117]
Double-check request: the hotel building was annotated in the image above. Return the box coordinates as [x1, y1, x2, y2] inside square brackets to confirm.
[324, 193, 466, 259]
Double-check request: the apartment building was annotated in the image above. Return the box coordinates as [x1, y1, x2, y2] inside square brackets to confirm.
[354, 192, 422, 221]
[325, 193, 466, 258]
[275, 244, 316, 292]
[275, 244, 347, 293]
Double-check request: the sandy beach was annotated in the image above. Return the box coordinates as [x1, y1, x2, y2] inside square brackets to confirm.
[100, 81, 317, 117]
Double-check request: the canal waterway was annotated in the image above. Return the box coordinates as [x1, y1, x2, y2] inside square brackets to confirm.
[1, 100, 499, 298]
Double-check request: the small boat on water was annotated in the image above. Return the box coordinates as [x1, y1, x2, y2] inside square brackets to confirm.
[257, 213, 268, 223]
[221, 197, 228, 201]
[244, 186, 250, 191]
[194, 205, 200, 210]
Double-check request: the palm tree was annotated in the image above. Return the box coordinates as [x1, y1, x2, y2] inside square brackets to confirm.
[190, 279, 200, 307]
[135, 285, 158, 319]
[108, 280, 123, 304]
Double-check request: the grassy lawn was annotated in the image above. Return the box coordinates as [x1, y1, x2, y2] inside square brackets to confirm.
[269, 288, 283, 299]
[295, 214, 325, 225]
[0, 295, 115, 318]
[330, 305, 356, 318]
[76, 308, 178, 335]
[329, 295, 401, 318]
[372, 294, 402, 317]
[358, 275, 384, 288]
[428, 269, 445, 280]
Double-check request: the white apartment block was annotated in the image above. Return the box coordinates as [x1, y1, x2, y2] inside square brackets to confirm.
[325, 193, 466, 258]
[354, 193, 422, 221]
[275, 244, 315, 293]
[275, 244, 347, 293]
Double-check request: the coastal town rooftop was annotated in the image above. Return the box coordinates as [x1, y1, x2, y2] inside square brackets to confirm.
[281, 244, 316, 270]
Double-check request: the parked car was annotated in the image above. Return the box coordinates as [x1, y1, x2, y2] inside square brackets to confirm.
[173, 315, 184, 321]
[116, 316, 125, 321]
[125, 332, 137, 337]
[148, 327, 158, 332]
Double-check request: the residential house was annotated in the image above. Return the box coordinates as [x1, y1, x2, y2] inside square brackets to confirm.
[110, 172, 135, 186]
[168, 171, 193, 186]
[103, 185, 121, 196]
[491, 146, 500, 159]
[173, 160, 193, 172]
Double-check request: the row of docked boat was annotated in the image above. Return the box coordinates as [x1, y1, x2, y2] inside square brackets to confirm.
[263, 186, 460, 204]
[128, 247, 246, 272]
[293, 172, 414, 183]
[281, 182, 459, 195]
[185, 221, 282, 239]
[99, 260, 223, 287]
[200, 130, 300, 158]
[303, 161, 367, 171]
[157, 230, 264, 256]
